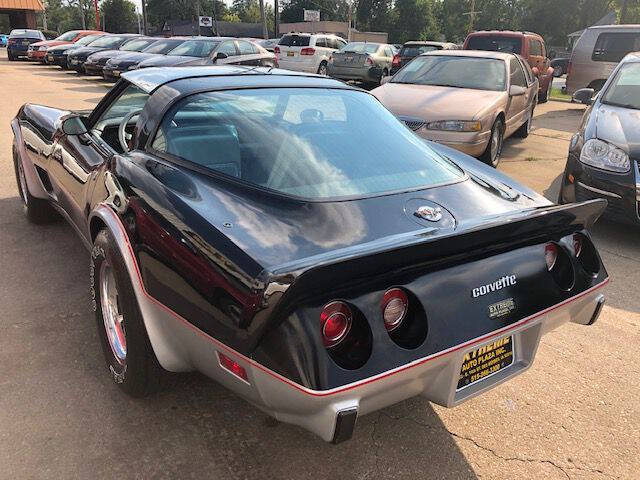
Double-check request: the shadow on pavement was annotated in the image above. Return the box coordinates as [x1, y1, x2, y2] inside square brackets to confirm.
[0, 195, 477, 479]
[532, 107, 585, 133]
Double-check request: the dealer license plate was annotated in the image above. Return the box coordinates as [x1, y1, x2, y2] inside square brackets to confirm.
[287, 51, 294, 56]
[457, 335, 514, 390]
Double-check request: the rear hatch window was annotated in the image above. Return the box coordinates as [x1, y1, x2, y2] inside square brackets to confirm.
[400, 45, 441, 57]
[467, 35, 522, 54]
[279, 35, 311, 47]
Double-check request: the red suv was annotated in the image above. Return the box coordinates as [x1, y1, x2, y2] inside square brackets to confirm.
[463, 31, 554, 103]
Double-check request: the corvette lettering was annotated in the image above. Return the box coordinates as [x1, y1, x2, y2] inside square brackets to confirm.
[472, 275, 517, 298]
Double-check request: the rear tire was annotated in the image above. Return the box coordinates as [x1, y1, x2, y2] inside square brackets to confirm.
[91, 228, 163, 397]
[317, 61, 328, 76]
[539, 78, 551, 103]
[12, 145, 57, 224]
[480, 118, 504, 168]
[514, 106, 534, 138]
[8, 52, 15, 61]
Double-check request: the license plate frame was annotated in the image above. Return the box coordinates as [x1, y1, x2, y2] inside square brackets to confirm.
[287, 51, 294, 57]
[457, 335, 514, 390]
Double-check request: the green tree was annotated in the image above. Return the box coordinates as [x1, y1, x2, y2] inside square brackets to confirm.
[388, 0, 440, 44]
[279, 0, 348, 23]
[101, 0, 137, 33]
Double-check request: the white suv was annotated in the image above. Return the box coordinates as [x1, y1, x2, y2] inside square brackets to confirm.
[275, 33, 347, 75]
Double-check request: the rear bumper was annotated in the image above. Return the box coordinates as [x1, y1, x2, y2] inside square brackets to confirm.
[276, 57, 318, 73]
[96, 203, 608, 443]
[8, 46, 28, 56]
[102, 67, 123, 81]
[327, 64, 382, 82]
[28, 50, 46, 60]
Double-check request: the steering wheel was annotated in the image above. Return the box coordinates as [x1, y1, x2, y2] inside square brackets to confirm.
[118, 109, 143, 153]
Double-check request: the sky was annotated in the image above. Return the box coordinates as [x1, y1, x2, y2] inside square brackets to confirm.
[129, 0, 276, 15]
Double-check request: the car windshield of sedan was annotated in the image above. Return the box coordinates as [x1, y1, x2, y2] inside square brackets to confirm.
[143, 39, 183, 54]
[602, 62, 640, 110]
[341, 43, 380, 54]
[120, 38, 156, 52]
[168, 40, 219, 57]
[56, 31, 79, 42]
[151, 88, 463, 198]
[90, 36, 127, 48]
[77, 34, 102, 46]
[391, 56, 506, 91]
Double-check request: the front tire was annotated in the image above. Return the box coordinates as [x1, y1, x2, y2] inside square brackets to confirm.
[480, 118, 504, 168]
[539, 78, 552, 103]
[514, 106, 534, 138]
[91, 229, 163, 397]
[317, 61, 328, 76]
[12, 145, 57, 224]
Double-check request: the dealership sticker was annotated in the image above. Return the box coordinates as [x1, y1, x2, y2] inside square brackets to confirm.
[488, 297, 516, 319]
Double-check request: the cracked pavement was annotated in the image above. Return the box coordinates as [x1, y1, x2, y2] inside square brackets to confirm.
[0, 52, 638, 479]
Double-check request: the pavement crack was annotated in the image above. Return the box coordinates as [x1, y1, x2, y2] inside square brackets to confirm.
[600, 247, 640, 264]
[381, 412, 618, 479]
[367, 412, 383, 479]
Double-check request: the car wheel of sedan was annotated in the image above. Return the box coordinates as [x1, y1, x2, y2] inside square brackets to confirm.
[12, 145, 57, 224]
[8, 52, 15, 61]
[317, 61, 328, 76]
[91, 229, 163, 397]
[481, 119, 504, 167]
[553, 67, 563, 77]
[514, 107, 534, 138]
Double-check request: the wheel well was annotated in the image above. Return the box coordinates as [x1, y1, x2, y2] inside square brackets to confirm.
[495, 112, 505, 126]
[90, 216, 107, 242]
[588, 79, 606, 91]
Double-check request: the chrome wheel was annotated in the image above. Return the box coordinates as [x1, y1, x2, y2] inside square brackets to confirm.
[16, 156, 28, 206]
[490, 125, 503, 166]
[317, 63, 327, 76]
[99, 260, 126, 365]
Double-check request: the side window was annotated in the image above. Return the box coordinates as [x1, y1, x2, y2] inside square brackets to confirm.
[337, 38, 347, 49]
[218, 41, 237, 57]
[529, 39, 542, 56]
[520, 58, 534, 85]
[315, 37, 327, 48]
[509, 58, 526, 87]
[384, 47, 393, 57]
[237, 40, 256, 55]
[94, 84, 149, 126]
[593, 32, 640, 63]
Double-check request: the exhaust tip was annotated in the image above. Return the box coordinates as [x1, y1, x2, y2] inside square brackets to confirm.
[332, 407, 358, 444]
[588, 295, 606, 326]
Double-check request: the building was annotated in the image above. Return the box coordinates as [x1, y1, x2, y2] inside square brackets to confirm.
[0, 0, 43, 30]
[279, 21, 388, 43]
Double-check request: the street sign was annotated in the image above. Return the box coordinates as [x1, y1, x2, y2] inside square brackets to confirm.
[303, 10, 320, 22]
[199, 16, 213, 27]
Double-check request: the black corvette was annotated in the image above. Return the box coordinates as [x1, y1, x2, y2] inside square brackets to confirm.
[560, 52, 640, 224]
[12, 67, 608, 443]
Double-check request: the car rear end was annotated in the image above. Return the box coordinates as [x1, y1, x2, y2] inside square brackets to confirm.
[275, 34, 319, 73]
[241, 202, 608, 443]
[391, 43, 444, 74]
[27, 41, 49, 61]
[7, 30, 43, 59]
[328, 44, 383, 83]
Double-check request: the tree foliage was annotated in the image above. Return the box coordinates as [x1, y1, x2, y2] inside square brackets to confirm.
[101, 0, 137, 33]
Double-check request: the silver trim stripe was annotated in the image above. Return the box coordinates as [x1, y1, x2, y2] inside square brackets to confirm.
[577, 181, 622, 199]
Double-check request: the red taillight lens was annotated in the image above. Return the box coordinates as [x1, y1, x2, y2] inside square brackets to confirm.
[381, 288, 408, 332]
[392, 54, 400, 66]
[218, 352, 249, 383]
[320, 301, 352, 348]
[300, 47, 315, 55]
[545, 243, 558, 271]
[274, 46, 280, 54]
[365, 56, 374, 66]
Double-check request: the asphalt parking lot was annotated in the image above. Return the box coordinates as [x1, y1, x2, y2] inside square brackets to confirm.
[1, 51, 638, 480]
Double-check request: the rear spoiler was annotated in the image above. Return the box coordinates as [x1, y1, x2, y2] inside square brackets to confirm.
[259, 199, 606, 328]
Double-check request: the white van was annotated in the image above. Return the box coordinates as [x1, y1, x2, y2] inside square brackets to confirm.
[566, 24, 640, 94]
[275, 33, 347, 75]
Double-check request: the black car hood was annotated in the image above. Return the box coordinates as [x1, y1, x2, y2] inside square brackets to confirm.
[69, 46, 104, 58]
[109, 51, 156, 67]
[87, 49, 127, 62]
[594, 103, 640, 158]
[48, 44, 82, 53]
[139, 55, 198, 67]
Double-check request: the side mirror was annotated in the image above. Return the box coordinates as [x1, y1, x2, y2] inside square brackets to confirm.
[509, 85, 526, 96]
[380, 75, 392, 85]
[214, 51, 228, 62]
[61, 114, 88, 135]
[573, 88, 595, 105]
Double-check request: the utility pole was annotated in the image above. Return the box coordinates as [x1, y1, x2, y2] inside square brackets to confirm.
[463, 0, 481, 33]
[141, 0, 148, 35]
[620, 0, 629, 24]
[212, 0, 218, 36]
[274, 0, 279, 38]
[93, 0, 100, 30]
[259, 0, 267, 39]
[347, 0, 352, 41]
[78, 0, 86, 29]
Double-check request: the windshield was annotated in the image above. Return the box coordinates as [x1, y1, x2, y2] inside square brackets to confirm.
[9, 29, 42, 38]
[392, 55, 506, 91]
[77, 34, 102, 46]
[400, 45, 441, 56]
[56, 31, 79, 42]
[467, 35, 522, 54]
[602, 62, 640, 110]
[143, 39, 183, 54]
[341, 43, 379, 54]
[151, 88, 462, 199]
[90, 36, 127, 48]
[168, 40, 219, 57]
[120, 38, 155, 52]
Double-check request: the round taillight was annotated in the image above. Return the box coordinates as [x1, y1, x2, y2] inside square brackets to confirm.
[573, 234, 583, 257]
[545, 243, 558, 271]
[381, 288, 408, 332]
[320, 301, 352, 348]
